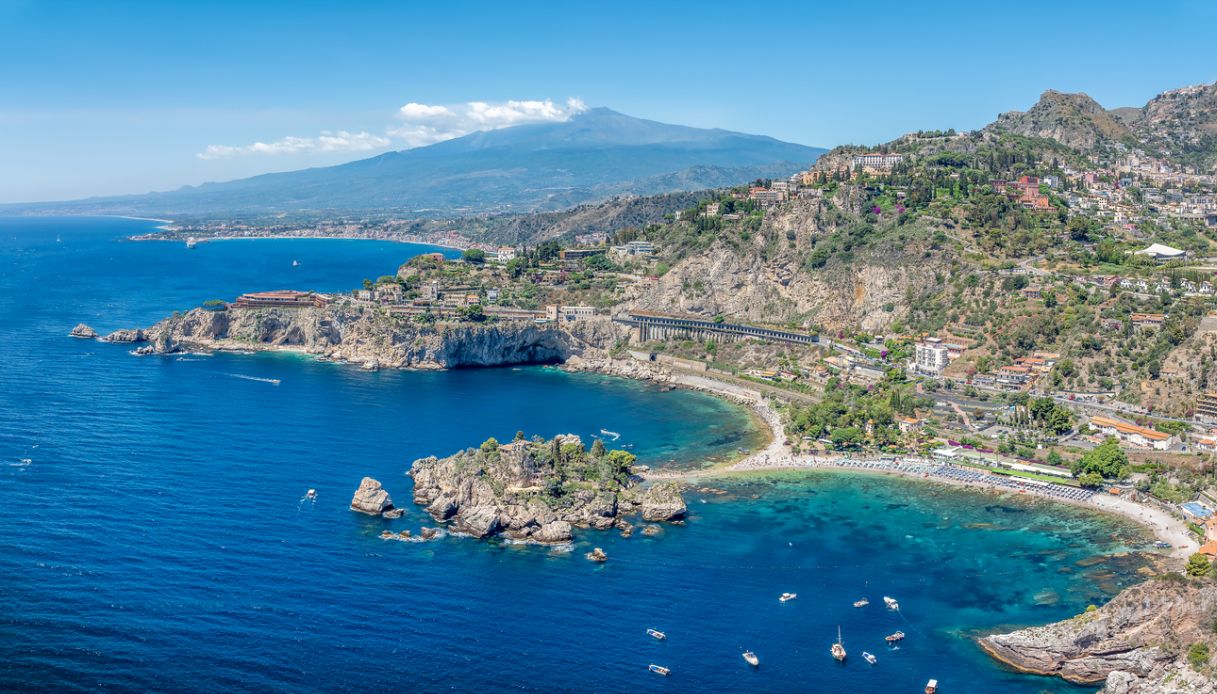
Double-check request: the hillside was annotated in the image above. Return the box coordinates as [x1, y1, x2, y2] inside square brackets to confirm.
[4, 108, 824, 218]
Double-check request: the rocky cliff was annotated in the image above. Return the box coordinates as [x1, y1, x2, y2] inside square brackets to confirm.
[408, 434, 686, 543]
[626, 197, 947, 332]
[987, 90, 1135, 151]
[112, 304, 625, 370]
[979, 577, 1217, 692]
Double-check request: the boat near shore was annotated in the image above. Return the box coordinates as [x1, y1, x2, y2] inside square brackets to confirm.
[646, 628, 666, 641]
[862, 651, 877, 665]
[883, 596, 900, 610]
[648, 664, 670, 676]
[831, 626, 846, 662]
[885, 630, 905, 644]
[853, 597, 869, 607]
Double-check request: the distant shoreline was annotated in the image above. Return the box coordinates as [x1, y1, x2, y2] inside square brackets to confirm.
[127, 232, 467, 252]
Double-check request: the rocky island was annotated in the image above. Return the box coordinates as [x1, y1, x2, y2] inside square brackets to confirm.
[979, 576, 1217, 693]
[407, 434, 686, 543]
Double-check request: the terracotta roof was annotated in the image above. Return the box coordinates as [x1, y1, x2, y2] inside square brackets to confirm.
[1089, 415, 1172, 441]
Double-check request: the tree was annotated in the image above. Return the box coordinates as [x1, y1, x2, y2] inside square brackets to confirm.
[480, 437, 500, 454]
[1077, 471, 1104, 488]
[505, 257, 527, 278]
[590, 438, 606, 458]
[830, 426, 863, 450]
[1046, 450, 1063, 467]
[462, 248, 486, 264]
[1073, 438, 1128, 479]
[1186, 553, 1213, 578]
[459, 304, 486, 322]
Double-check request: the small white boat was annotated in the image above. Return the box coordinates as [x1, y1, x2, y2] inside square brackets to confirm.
[853, 597, 869, 608]
[885, 630, 906, 643]
[292, 260, 300, 267]
[925, 679, 938, 694]
[883, 596, 900, 610]
[779, 592, 797, 602]
[648, 664, 670, 676]
[862, 651, 877, 665]
[742, 650, 759, 667]
[831, 626, 846, 662]
[185, 237, 197, 248]
[306, 489, 317, 501]
[646, 628, 666, 641]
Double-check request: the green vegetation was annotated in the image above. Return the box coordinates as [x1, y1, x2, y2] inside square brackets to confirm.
[1187, 642, 1211, 671]
[785, 374, 931, 451]
[461, 248, 486, 264]
[1071, 438, 1129, 480]
[1186, 553, 1214, 578]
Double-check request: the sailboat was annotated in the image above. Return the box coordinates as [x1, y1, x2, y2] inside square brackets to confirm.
[831, 626, 846, 662]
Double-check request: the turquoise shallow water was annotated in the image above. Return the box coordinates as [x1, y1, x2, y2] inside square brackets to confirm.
[0, 217, 1154, 692]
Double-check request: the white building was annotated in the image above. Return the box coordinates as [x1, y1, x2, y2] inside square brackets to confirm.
[493, 246, 517, 263]
[545, 305, 596, 322]
[851, 153, 903, 171]
[1134, 243, 1186, 262]
[914, 339, 950, 375]
[611, 240, 656, 258]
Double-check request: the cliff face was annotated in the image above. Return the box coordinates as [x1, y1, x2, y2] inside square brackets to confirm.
[120, 305, 625, 369]
[627, 198, 946, 332]
[979, 578, 1217, 692]
[408, 435, 686, 543]
[987, 89, 1134, 150]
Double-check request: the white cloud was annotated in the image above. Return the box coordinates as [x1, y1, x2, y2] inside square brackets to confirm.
[197, 130, 391, 160]
[196, 97, 586, 159]
[388, 97, 588, 147]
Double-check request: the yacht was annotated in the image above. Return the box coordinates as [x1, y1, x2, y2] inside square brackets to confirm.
[883, 596, 900, 610]
[646, 628, 666, 641]
[779, 592, 797, 602]
[925, 679, 938, 693]
[862, 651, 877, 665]
[853, 597, 869, 608]
[306, 489, 317, 501]
[742, 650, 759, 667]
[648, 664, 670, 676]
[885, 630, 906, 644]
[831, 626, 846, 662]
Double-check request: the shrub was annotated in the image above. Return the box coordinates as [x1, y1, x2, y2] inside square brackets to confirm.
[1187, 642, 1210, 670]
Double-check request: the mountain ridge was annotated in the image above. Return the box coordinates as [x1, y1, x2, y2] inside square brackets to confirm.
[4, 108, 824, 218]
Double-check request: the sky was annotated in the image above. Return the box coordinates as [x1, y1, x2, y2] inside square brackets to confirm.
[2, 0, 1216, 203]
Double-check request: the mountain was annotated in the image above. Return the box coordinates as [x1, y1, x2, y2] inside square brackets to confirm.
[8, 108, 824, 218]
[987, 89, 1135, 150]
[988, 82, 1217, 171]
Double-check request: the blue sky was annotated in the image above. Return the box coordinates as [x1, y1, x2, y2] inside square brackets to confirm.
[2, 0, 1216, 202]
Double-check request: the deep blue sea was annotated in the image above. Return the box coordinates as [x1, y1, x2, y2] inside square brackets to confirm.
[0, 217, 1154, 693]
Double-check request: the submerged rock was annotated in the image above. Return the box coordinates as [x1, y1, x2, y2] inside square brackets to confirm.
[349, 477, 395, 516]
[641, 525, 662, 537]
[68, 323, 97, 339]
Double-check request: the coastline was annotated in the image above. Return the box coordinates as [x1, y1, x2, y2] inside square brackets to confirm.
[127, 232, 468, 251]
[597, 360, 1199, 568]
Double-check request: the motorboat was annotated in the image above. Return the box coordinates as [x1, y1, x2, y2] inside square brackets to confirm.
[883, 596, 900, 610]
[885, 630, 906, 644]
[779, 592, 797, 602]
[306, 489, 317, 501]
[185, 237, 197, 248]
[648, 664, 670, 676]
[742, 650, 759, 667]
[853, 597, 869, 608]
[925, 679, 938, 693]
[646, 628, 666, 641]
[862, 651, 877, 665]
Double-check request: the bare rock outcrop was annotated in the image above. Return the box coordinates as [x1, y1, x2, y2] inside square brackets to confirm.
[349, 477, 396, 516]
[979, 577, 1217, 692]
[640, 482, 687, 521]
[69, 323, 97, 338]
[102, 328, 146, 343]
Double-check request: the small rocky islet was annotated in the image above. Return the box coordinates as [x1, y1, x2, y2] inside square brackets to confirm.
[351, 434, 687, 547]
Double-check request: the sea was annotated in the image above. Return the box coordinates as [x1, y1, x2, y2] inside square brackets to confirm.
[0, 216, 1155, 693]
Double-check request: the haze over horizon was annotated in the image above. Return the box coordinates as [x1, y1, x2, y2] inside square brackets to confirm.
[2, 0, 1216, 203]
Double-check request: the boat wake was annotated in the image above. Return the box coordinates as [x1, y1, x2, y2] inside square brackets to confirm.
[227, 373, 281, 385]
[599, 429, 621, 441]
[10, 458, 32, 468]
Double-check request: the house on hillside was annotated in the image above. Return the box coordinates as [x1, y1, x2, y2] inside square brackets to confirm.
[1088, 415, 1176, 450]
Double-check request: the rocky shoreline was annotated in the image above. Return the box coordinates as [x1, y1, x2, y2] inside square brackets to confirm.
[978, 578, 1217, 693]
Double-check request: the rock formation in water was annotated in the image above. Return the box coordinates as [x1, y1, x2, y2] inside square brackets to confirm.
[979, 576, 1217, 693]
[116, 304, 624, 370]
[408, 434, 684, 543]
[349, 477, 396, 517]
[68, 323, 97, 338]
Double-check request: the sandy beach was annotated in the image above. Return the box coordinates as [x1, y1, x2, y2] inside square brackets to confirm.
[647, 390, 1201, 568]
